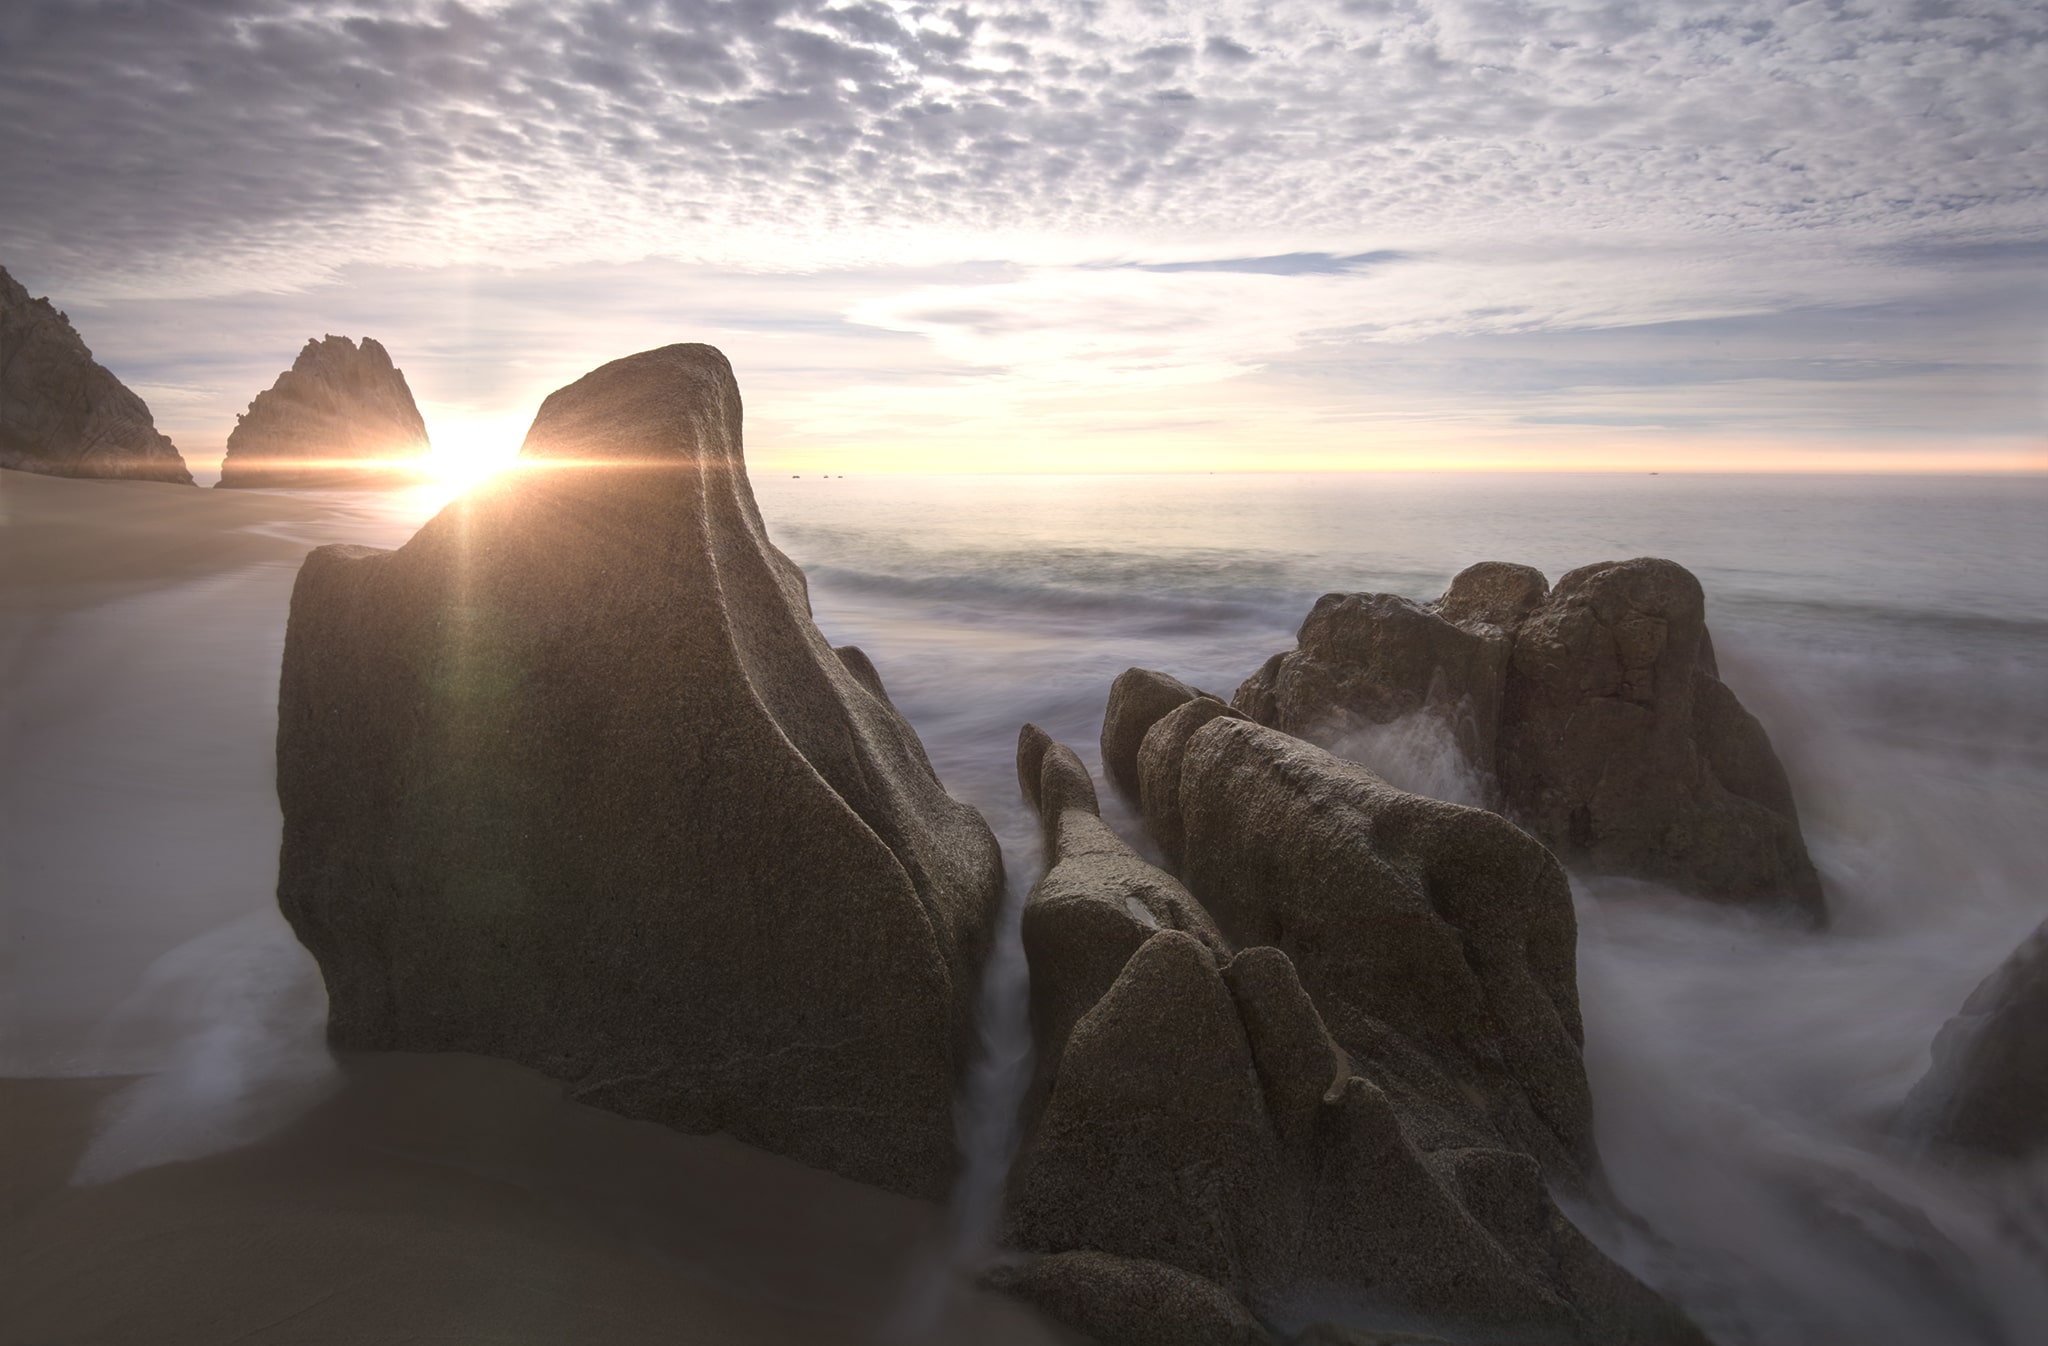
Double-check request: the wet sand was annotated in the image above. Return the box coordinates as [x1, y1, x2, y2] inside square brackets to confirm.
[0, 468, 1071, 1346]
[0, 1061, 1071, 1346]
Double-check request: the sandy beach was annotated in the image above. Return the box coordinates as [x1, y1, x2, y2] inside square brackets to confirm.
[0, 468, 1072, 1346]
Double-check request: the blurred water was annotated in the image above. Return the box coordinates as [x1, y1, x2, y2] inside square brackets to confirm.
[8, 470, 2046, 1343]
[751, 470, 2048, 1345]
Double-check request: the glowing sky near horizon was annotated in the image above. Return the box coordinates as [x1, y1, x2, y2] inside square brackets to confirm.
[2, 0, 2043, 472]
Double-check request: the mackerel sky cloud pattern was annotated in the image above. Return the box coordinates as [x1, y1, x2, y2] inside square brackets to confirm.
[2, 0, 2042, 468]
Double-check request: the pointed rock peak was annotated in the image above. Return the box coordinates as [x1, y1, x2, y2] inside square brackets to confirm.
[217, 331, 432, 489]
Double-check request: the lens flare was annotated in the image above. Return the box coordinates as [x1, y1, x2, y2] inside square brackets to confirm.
[425, 416, 524, 488]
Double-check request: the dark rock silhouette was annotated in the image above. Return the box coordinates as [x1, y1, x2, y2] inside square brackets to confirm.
[1902, 917, 2048, 1160]
[217, 335, 430, 488]
[1002, 712, 1707, 1345]
[276, 344, 1003, 1199]
[0, 265, 192, 484]
[1235, 558, 1825, 923]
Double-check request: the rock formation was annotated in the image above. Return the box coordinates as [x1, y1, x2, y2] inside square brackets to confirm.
[1000, 703, 1707, 1346]
[0, 265, 192, 484]
[1901, 917, 2048, 1160]
[1235, 558, 1825, 923]
[1101, 667, 1212, 802]
[275, 344, 1004, 1199]
[216, 335, 430, 488]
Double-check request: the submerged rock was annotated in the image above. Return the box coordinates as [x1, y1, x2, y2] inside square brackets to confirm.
[1235, 558, 1824, 923]
[0, 265, 192, 484]
[217, 335, 430, 488]
[1003, 713, 1706, 1346]
[1902, 917, 2048, 1160]
[276, 344, 1003, 1199]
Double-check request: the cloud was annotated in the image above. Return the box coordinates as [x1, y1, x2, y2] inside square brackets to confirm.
[1108, 251, 1414, 275]
[1, 0, 2039, 466]
[2, 0, 2041, 297]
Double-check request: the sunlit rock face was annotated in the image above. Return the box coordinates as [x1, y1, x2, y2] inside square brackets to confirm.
[216, 335, 430, 488]
[276, 344, 1004, 1199]
[1236, 558, 1826, 924]
[1902, 917, 2048, 1161]
[1002, 712, 1707, 1346]
[0, 265, 192, 484]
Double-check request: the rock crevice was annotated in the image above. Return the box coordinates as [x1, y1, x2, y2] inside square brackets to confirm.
[1000, 701, 1706, 1346]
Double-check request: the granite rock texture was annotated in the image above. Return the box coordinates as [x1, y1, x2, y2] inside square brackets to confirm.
[1002, 710, 1706, 1346]
[1902, 917, 2048, 1160]
[0, 265, 192, 484]
[217, 335, 430, 488]
[989, 1250, 1278, 1346]
[1101, 666, 1209, 802]
[1235, 558, 1824, 922]
[1233, 592, 1510, 801]
[276, 344, 1003, 1199]
[1016, 722, 1230, 1083]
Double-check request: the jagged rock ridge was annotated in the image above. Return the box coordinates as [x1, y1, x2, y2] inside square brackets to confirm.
[275, 344, 1004, 1199]
[998, 688, 1708, 1346]
[0, 265, 193, 484]
[217, 334, 430, 488]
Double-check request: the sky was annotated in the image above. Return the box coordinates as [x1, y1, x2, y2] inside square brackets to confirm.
[2, 0, 2043, 474]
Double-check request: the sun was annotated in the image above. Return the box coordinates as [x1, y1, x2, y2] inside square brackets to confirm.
[423, 415, 525, 489]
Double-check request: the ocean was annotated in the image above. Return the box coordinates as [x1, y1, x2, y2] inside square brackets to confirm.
[6, 469, 2046, 1344]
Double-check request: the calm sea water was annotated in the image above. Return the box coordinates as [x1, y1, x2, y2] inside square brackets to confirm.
[10, 470, 2047, 1345]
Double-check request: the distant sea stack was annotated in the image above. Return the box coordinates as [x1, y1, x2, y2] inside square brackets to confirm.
[275, 344, 1004, 1199]
[0, 265, 193, 484]
[216, 335, 430, 488]
[1235, 558, 1827, 924]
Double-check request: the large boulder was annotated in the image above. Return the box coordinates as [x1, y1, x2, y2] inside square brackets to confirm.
[217, 335, 431, 488]
[1901, 917, 2048, 1160]
[276, 344, 1003, 1199]
[1500, 558, 1822, 922]
[1233, 558, 1824, 923]
[1002, 717, 1705, 1346]
[0, 265, 192, 484]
